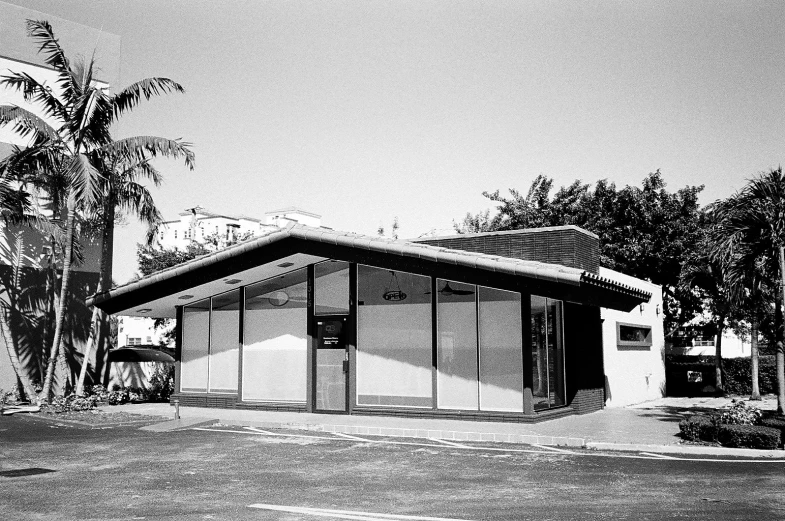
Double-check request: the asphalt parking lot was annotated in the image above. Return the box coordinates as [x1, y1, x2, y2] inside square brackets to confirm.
[2, 416, 785, 520]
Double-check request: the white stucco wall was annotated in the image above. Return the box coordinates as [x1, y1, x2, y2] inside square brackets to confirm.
[600, 267, 665, 407]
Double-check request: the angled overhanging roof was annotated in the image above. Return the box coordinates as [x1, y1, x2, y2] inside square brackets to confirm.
[87, 223, 651, 317]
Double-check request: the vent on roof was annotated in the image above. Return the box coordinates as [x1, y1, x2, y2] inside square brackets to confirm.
[178, 295, 194, 300]
[277, 262, 294, 268]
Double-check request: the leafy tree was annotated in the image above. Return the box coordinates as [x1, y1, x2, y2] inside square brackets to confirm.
[461, 171, 706, 333]
[0, 20, 192, 401]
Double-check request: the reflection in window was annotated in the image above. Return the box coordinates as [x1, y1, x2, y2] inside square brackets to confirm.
[315, 261, 350, 315]
[437, 279, 478, 410]
[357, 266, 432, 407]
[479, 287, 523, 412]
[242, 269, 307, 402]
[531, 296, 565, 410]
[181, 299, 210, 392]
[208, 290, 239, 393]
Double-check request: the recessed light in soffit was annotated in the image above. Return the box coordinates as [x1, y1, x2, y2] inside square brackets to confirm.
[178, 295, 194, 300]
[224, 279, 242, 285]
[137, 308, 151, 313]
[277, 262, 295, 268]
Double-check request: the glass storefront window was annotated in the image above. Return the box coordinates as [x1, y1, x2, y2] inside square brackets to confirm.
[478, 287, 523, 412]
[531, 295, 565, 410]
[357, 265, 432, 407]
[208, 290, 239, 393]
[437, 279, 478, 410]
[315, 261, 350, 315]
[180, 299, 210, 392]
[242, 269, 308, 402]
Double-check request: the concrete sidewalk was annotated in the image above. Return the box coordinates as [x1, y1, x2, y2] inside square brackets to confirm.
[108, 395, 785, 458]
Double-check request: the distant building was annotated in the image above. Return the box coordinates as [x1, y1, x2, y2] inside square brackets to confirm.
[118, 316, 168, 347]
[157, 206, 322, 251]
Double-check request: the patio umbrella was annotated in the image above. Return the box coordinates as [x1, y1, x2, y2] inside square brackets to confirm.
[108, 347, 175, 363]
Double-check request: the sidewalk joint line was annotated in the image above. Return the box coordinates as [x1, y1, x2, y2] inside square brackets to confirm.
[640, 452, 680, 460]
[334, 432, 373, 442]
[530, 443, 576, 454]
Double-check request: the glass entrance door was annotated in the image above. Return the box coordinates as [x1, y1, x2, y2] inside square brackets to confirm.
[315, 317, 348, 412]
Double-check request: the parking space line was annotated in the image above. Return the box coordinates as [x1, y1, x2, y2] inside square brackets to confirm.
[248, 503, 474, 520]
[428, 438, 472, 449]
[243, 426, 276, 435]
[334, 432, 374, 442]
[530, 443, 576, 454]
[192, 426, 785, 463]
[640, 452, 680, 460]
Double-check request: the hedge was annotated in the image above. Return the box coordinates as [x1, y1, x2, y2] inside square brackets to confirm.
[716, 424, 781, 450]
[665, 355, 777, 396]
[679, 416, 718, 442]
[760, 417, 785, 448]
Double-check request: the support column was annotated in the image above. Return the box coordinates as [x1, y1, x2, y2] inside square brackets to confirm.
[521, 294, 534, 415]
[306, 264, 315, 412]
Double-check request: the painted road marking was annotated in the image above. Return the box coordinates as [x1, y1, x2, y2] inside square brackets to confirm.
[334, 432, 374, 442]
[428, 438, 472, 449]
[248, 503, 474, 520]
[640, 452, 679, 460]
[243, 426, 275, 435]
[531, 443, 577, 454]
[193, 426, 785, 463]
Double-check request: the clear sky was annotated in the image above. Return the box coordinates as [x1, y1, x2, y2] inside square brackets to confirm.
[5, 0, 784, 284]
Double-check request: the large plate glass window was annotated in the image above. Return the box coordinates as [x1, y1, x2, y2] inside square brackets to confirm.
[315, 261, 350, 315]
[531, 296, 566, 410]
[242, 269, 308, 402]
[180, 299, 210, 392]
[356, 266, 432, 407]
[437, 279, 478, 410]
[208, 290, 240, 393]
[478, 287, 523, 412]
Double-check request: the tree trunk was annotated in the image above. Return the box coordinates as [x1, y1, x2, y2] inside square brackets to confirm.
[777, 246, 785, 415]
[76, 200, 114, 395]
[0, 306, 37, 400]
[715, 318, 724, 394]
[41, 202, 76, 402]
[750, 315, 761, 400]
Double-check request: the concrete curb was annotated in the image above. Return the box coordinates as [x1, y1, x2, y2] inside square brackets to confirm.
[586, 441, 785, 459]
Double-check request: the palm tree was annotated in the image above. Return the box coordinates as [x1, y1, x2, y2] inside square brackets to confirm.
[1, 20, 193, 401]
[712, 167, 785, 414]
[75, 149, 193, 395]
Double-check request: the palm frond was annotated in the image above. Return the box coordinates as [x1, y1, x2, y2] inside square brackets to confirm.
[1, 71, 68, 123]
[101, 136, 195, 170]
[0, 104, 57, 141]
[111, 78, 185, 121]
[65, 153, 103, 208]
[25, 19, 78, 104]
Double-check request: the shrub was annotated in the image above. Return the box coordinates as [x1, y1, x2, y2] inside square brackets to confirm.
[679, 415, 719, 442]
[760, 417, 785, 448]
[50, 393, 101, 412]
[722, 356, 777, 395]
[719, 399, 763, 425]
[717, 424, 781, 450]
[147, 364, 175, 402]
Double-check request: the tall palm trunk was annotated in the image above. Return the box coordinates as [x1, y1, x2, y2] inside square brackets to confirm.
[714, 317, 724, 394]
[76, 199, 114, 394]
[41, 201, 76, 402]
[777, 245, 785, 415]
[749, 315, 761, 400]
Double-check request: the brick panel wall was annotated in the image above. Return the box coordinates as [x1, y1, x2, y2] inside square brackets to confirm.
[416, 226, 599, 274]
